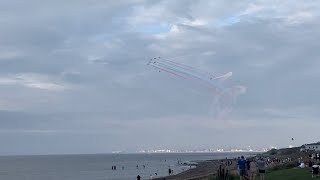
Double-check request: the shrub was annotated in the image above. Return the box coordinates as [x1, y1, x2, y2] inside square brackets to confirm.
[217, 165, 228, 180]
[269, 149, 278, 155]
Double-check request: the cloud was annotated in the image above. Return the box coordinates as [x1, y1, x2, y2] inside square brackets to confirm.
[0, 49, 24, 60]
[0, 129, 71, 134]
[286, 11, 314, 25]
[0, 73, 68, 91]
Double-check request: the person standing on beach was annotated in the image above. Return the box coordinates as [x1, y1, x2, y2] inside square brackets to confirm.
[257, 158, 266, 180]
[237, 156, 247, 180]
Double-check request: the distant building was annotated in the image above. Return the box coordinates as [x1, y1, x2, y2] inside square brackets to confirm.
[301, 142, 320, 152]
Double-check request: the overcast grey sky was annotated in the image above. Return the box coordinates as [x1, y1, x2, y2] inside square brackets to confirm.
[0, 0, 320, 155]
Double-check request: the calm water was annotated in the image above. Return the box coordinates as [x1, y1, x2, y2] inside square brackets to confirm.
[0, 152, 254, 180]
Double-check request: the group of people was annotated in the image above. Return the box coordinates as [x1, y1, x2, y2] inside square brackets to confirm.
[168, 167, 174, 175]
[136, 168, 172, 179]
[237, 156, 266, 180]
[111, 165, 125, 170]
[310, 153, 320, 161]
[136, 164, 146, 169]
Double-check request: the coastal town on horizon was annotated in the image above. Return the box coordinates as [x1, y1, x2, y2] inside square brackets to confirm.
[137, 148, 268, 153]
[111, 146, 280, 154]
[110, 142, 320, 154]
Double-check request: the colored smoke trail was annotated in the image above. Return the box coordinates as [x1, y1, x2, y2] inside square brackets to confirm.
[148, 57, 246, 118]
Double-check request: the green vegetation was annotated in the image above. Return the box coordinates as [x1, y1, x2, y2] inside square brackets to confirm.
[269, 148, 277, 156]
[268, 162, 296, 171]
[264, 168, 313, 180]
[210, 174, 237, 180]
[263, 147, 302, 157]
[216, 165, 229, 180]
[219, 168, 314, 180]
[211, 166, 314, 180]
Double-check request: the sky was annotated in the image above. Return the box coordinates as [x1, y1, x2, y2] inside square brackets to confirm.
[0, 0, 320, 155]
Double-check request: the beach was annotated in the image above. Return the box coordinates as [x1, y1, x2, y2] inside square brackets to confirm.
[0, 148, 317, 180]
[154, 159, 239, 180]
[155, 147, 319, 180]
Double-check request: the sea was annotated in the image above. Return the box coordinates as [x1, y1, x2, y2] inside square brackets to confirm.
[0, 152, 256, 180]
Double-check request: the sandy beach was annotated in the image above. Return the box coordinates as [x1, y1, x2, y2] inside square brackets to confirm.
[154, 159, 239, 180]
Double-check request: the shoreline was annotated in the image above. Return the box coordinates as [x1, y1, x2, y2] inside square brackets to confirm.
[154, 147, 313, 180]
[154, 158, 240, 180]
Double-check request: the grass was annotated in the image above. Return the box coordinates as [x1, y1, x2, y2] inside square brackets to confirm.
[211, 168, 315, 180]
[264, 168, 315, 180]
